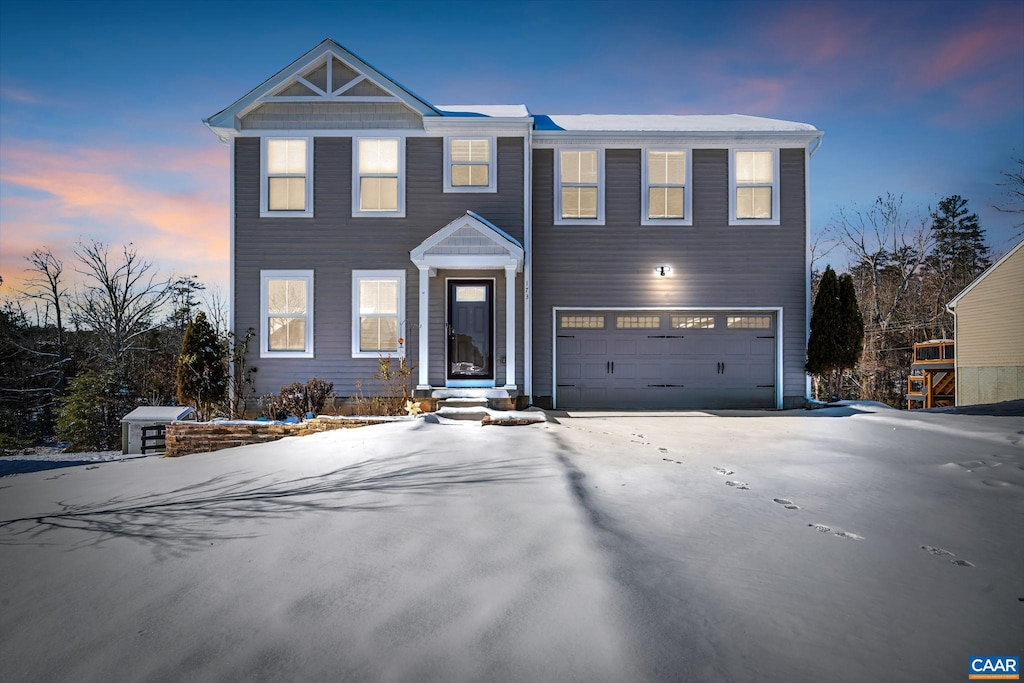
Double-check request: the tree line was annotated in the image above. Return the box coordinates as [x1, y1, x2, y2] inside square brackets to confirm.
[809, 193, 1001, 405]
[0, 241, 250, 453]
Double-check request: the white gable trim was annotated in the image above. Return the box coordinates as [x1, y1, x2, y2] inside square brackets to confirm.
[410, 212, 524, 272]
[204, 39, 438, 139]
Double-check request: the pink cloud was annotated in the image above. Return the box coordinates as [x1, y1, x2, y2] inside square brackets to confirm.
[0, 139, 229, 298]
[0, 86, 48, 105]
[913, 7, 1023, 90]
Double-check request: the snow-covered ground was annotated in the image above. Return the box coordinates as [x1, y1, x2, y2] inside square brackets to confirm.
[0, 447, 137, 477]
[0, 406, 1020, 682]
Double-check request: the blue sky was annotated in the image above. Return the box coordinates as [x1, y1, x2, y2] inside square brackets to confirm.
[1, 0, 1022, 297]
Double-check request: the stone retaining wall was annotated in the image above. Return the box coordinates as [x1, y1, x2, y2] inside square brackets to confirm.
[164, 417, 383, 457]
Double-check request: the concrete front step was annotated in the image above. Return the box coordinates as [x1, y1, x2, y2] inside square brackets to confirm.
[431, 388, 511, 400]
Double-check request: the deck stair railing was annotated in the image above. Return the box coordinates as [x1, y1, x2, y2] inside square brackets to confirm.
[906, 340, 955, 409]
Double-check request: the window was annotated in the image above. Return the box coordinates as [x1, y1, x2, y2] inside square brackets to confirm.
[353, 138, 405, 217]
[673, 315, 715, 329]
[726, 315, 772, 329]
[556, 149, 604, 224]
[616, 315, 660, 329]
[352, 270, 406, 358]
[444, 137, 496, 193]
[643, 150, 691, 225]
[261, 138, 312, 217]
[730, 149, 780, 225]
[260, 270, 314, 358]
[560, 315, 605, 329]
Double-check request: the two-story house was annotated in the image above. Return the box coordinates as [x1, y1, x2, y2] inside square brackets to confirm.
[205, 39, 822, 411]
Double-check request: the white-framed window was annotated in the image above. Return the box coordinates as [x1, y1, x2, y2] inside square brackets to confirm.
[555, 148, 604, 225]
[729, 148, 780, 225]
[260, 138, 313, 217]
[260, 270, 314, 358]
[352, 270, 406, 358]
[444, 137, 496, 193]
[352, 138, 405, 217]
[642, 149, 691, 226]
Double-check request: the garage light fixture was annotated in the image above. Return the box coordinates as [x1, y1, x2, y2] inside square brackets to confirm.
[655, 266, 672, 277]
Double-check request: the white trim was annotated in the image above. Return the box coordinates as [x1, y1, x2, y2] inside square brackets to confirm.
[443, 136, 497, 193]
[729, 148, 781, 226]
[352, 270, 407, 359]
[260, 270, 314, 359]
[228, 140, 236, 403]
[445, 277, 497, 387]
[804, 145, 812, 402]
[259, 136, 314, 218]
[504, 265, 517, 388]
[417, 266, 430, 390]
[532, 133, 822, 148]
[424, 120, 533, 136]
[410, 212, 524, 271]
[946, 238, 1024, 308]
[239, 129, 430, 138]
[352, 137, 406, 218]
[554, 147, 605, 226]
[524, 128, 533, 399]
[641, 148, 692, 227]
[551, 306, 785, 409]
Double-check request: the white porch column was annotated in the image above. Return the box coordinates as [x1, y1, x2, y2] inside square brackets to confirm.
[504, 265, 517, 389]
[417, 266, 431, 390]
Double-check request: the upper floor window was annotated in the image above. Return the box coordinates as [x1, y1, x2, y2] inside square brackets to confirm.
[260, 270, 314, 358]
[555, 149, 604, 225]
[261, 138, 312, 217]
[353, 138, 405, 217]
[352, 270, 406, 358]
[444, 137, 496, 193]
[643, 149, 691, 226]
[730, 149, 780, 225]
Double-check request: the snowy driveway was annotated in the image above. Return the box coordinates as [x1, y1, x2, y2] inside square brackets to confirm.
[1, 406, 1022, 682]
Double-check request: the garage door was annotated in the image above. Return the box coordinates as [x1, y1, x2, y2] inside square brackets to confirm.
[555, 311, 776, 409]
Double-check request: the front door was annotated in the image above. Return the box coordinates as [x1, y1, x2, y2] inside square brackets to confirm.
[447, 280, 493, 380]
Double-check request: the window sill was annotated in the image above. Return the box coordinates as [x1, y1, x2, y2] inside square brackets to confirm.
[352, 351, 406, 359]
[351, 210, 407, 218]
[641, 218, 693, 227]
[729, 218, 781, 227]
[554, 218, 605, 226]
[260, 211, 314, 218]
[260, 350, 314, 359]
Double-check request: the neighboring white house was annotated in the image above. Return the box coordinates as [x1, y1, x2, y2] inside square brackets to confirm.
[947, 239, 1024, 406]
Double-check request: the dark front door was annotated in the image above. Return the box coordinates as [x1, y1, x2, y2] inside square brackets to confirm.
[447, 280, 493, 380]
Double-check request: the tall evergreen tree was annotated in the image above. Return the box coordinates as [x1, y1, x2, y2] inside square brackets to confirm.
[837, 273, 864, 372]
[930, 195, 990, 293]
[806, 266, 843, 398]
[177, 312, 227, 420]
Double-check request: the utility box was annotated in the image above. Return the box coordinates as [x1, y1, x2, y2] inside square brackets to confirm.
[121, 406, 196, 455]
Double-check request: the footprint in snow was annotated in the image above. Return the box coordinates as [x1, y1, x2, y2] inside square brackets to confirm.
[86, 465, 100, 470]
[725, 480, 750, 490]
[661, 458, 683, 465]
[44, 473, 67, 480]
[809, 523, 863, 540]
[713, 467, 734, 476]
[922, 545, 955, 557]
[921, 545, 974, 567]
[773, 498, 800, 509]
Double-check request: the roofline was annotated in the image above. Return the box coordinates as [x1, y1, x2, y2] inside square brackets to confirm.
[203, 38, 440, 135]
[532, 129, 823, 139]
[947, 237, 1024, 309]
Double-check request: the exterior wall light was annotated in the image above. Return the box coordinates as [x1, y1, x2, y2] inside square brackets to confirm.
[656, 266, 672, 277]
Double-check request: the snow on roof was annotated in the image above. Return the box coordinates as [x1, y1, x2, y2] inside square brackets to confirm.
[436, 104, 531, 118]
[121, 406, 195, 422]
[533, 113, 819, 132]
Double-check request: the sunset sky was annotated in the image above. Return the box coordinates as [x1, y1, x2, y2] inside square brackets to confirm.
[1, 0, 1022, 301]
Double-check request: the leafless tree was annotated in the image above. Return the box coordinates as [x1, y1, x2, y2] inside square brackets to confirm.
[21, 249, 70, 395]
[993, 157, 1024, 238]
[69, 240, 172, 369]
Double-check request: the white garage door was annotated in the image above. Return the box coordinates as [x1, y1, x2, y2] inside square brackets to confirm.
[555, 311, 777, 409]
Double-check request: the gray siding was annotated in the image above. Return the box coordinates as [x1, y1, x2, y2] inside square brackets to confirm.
[531, 147, 807, 406]
[240, 102, 423, 129]
[235, 136, 525, 397]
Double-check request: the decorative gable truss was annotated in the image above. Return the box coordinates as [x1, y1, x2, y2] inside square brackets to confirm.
[204, 39, 439, 137]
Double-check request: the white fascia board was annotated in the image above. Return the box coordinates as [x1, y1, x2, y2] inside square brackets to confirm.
[947, 238, 1024, 309]
[204, 39, 439, 135]
[532, 130, 823, 148]
[424, 118, 534, 135]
